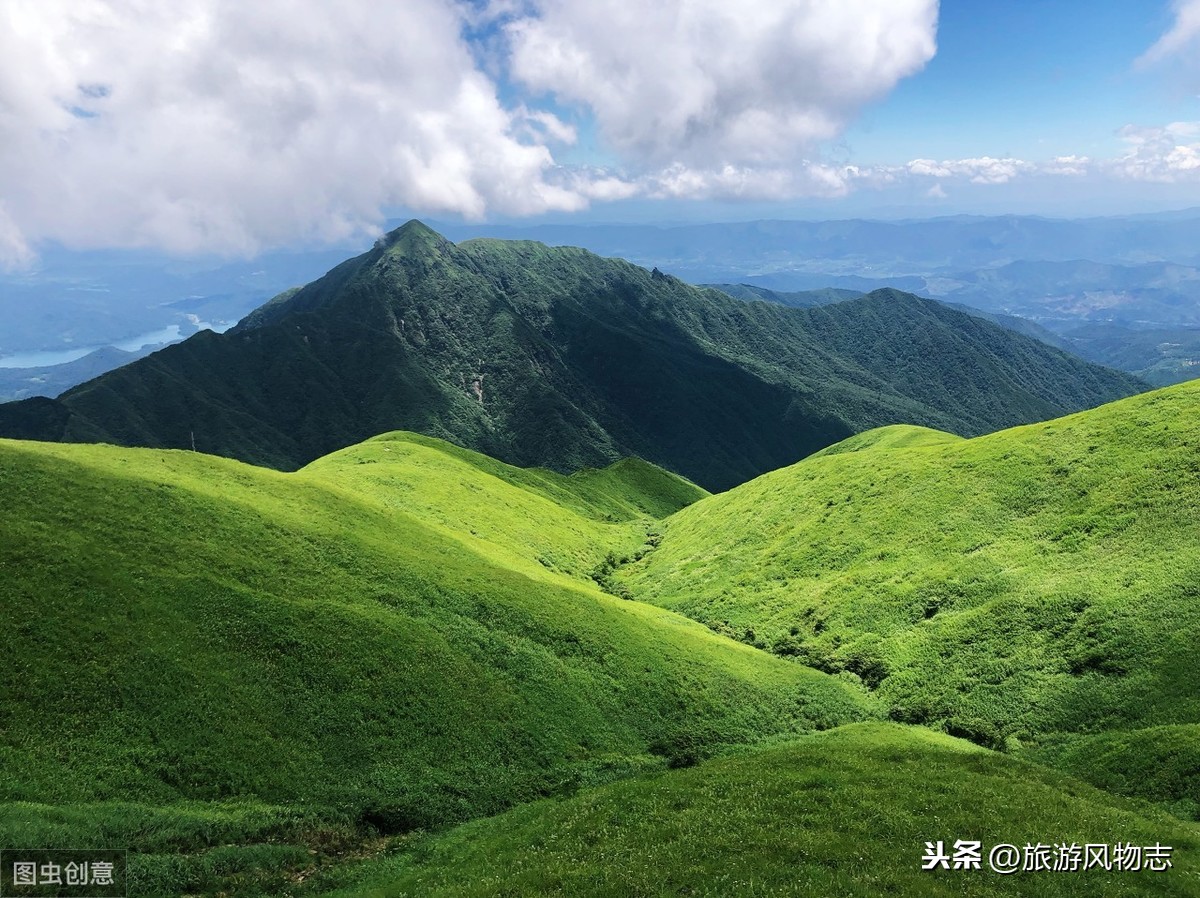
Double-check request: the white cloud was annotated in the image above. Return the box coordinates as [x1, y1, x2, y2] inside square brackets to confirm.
[880, 128, 1200, 191]
[1139, 0, 1200, 65]
[513, 106, 578, 145]
[0, 0, 943, 263]
[906, 159, 953, 178]
[1042, 155, 1091, 177]
[505, 0, 938, 168]
[1112, 123, 1200, 182]
[904, 156, 1033, 184]
[639, 162, 853, 201]
[0, 0, 589, 263]
[0, 203, 34, 269]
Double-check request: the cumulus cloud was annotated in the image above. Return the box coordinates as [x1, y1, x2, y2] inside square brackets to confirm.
[505, 0, 938, 169]
[0, 0, 589, 264]
[1042, 155, 1091, 177]
[904, 156, 1033, 184]
[0, 203, 34, 268]
[639, 162, 855, 201]
[0, 0, 943, 263]
[1112, 122, 1200, 181]
[883, 128, 1200, 192]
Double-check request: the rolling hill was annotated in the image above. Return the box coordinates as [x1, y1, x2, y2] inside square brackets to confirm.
[313, 724, 1200, 898]
[619, 380, 1200, 816]
[5, 382, 1200, 894]
[0, 432, 871, 895]
[0, 221, 1144, 491]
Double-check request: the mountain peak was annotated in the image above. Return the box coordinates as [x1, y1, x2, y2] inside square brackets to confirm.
[374, 219, 452, 256]
[0, 232, 1145, 490]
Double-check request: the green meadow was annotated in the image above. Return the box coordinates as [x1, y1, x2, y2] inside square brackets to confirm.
[3, 381, 1200, 895]
[622, 380, 1200, 814]
[0, 432, 869, 895]
[312, 724, 1200, 898]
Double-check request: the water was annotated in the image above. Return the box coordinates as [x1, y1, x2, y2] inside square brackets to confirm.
[0, 321, 226, 369]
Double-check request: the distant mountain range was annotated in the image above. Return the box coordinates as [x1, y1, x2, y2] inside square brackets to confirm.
[433, 212, 1200, 277]
[433, 216, 1200, 386]
[705, 279, 1200, 387]
[0, 246, 354, 359]
[4, 212, 1199, 401]
[705, 282, 1068, 345]
[0, 344, 152, 403]
[0, 222, 1144, 491]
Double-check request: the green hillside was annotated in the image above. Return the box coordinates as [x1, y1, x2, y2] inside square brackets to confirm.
[0, 222, 1143, 491]
[621, 380, 1200, 815]
[0, 434, 870, 895]
[710, 280, 1080, 355]
[7, 383, 1200, 895]
[1054, 321, 1200, 387]
[314, 724, 1200, 898]
[703, 283, 864, 307]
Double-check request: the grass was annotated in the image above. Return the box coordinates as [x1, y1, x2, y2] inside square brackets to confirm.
[0, 431, 870, 894]
[621, 380, 1200, 810]
[808, 423, 964, 457]
[301, 433, 707, 584]
[6, 381, 1200, 895]
[308, 723, 1200, 897]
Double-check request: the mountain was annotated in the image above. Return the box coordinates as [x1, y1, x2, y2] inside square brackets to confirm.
[933, 259, 1200, 328]
[1056, 322, 1200, 386]
[0, 221, 1145, 491]
[7, 212, 1200, 365]
[0, 344, 153, 402]
[703, 283, 864, 307]
[620, 380, 1200, 815]
[705, 281, 1071, 349]
[433, 218, 1200, 379]
[937, 300, 1073, 348]
[0, 244, 353, 359]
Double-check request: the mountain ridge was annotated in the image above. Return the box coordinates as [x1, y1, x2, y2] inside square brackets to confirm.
[0, 221, 1146, 490]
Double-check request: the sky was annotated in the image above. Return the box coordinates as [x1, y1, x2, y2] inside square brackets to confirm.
[1, 0, 1199, 265]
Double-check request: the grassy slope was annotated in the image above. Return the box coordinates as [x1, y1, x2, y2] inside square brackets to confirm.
[0, 434, 871, 894]
[808, 423, 964, 457]
[622, 381, 1200, 812]
[313, 723, 1200, 898]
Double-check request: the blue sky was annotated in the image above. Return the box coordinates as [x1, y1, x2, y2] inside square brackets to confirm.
[569, 0, 1200, 222]
[846, 3, 1176, 164]
[1, 0, 1199, 262]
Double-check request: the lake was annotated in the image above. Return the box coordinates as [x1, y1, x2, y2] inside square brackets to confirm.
[0, 322, 227, 369]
